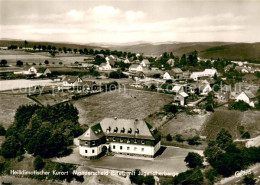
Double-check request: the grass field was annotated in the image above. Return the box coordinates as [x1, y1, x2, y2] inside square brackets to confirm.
[159, 112, 210, 138]
[72, 89, 173, 126]
[0, 94, 35, 128]
[201, 108, 260, 140]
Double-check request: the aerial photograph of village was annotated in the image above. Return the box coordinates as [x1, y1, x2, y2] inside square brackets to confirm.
[0, 0, 259, 184]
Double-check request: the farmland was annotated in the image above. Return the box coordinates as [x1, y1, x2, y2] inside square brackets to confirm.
[72, 89, 173, 126]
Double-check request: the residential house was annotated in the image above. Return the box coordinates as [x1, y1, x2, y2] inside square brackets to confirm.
[129, 64, 143, 72]
[140, 59, 150, 68]
[190, 68, 217, 81]
[63, 76, 83, 87]
[124, 58, 131, 64]
[172, 68, 183, 80]
[14, 66, 38, 76]
[79, 117, 161, 159]
[79, 81, 98, 91]
[224, 64, 234, 72]
[242, 74, 258, 84]
[167, 59, 175, 67]
[235, 91, 256, 107]
[99, 62, 112, 71]
[191, 82, 212, 96]
[37, 68, 51, 77]
[172, 85, 184, 94]
[163, 70, 174, 80]
[105, 56, 115, 66]
[174, 92, 189, 106]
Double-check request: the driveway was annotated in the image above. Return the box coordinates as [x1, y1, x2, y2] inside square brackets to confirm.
[53, 146, 203, 175]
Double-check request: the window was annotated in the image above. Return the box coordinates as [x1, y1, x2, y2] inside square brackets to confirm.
[127, 139, 130, 143]
[113, 137, 116, 141]
[92, 141, 95, 146]
[134, 147, 137, 151]
[142, 148, 144, 152]
[85, 142, 88, 145]
[134, 139, 137, 143]
[85, 150, 88, 153]
[113, 145, 115, 149]
[120, 138, 123, 142]
[92, 149, 94, 153]
[120, 146, 123, 150]
[141, 140, 145, 145]
[127, 147, 130, 150]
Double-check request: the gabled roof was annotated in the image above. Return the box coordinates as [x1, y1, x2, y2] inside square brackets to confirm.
[141, 59, 150, 64]
[79, 81, 96, 87]
[179, 91, 189, 97]
[129, 64, 140, 68]
[165, 70, 175, 76]
[100, 63, 108, 67]
[172, 68, 183, 74]
[172, 85, 182, 93]
[78, 123, 105, 140]
[99, 118, 157, 140]
[136, 71, 145, 77]
[63, 76, 81, 83]
[244, 91, 256, 99]
[37, 67, 49, 73]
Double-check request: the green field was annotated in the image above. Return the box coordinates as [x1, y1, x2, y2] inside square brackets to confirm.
[72, 89, 173, 126]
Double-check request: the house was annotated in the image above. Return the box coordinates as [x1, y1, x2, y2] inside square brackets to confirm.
[172, 85, 184, 94]
[133, 71, 146, 81]
[62, 76, 83, 87]
[140, 59, 150, 67]
[99, 62, 112, 71]
[37, 68, 51, 77]
[183, 71, 191, 80]
[129, 64, 143, 72]
[224, 64, 234, 72]
[191, 82, 212, 96]
[14, 66, 38, 76]
[163, 71, 174, 80]
[167, 59, 175, 67]
[172, 68, 183, 80]
[242, 74, 258, 84]
[105, 56, 115, 66]
[124, 58, 131, 64]
[190, 68, 217, 81]
[174, 92, 189, 106]
[78, 117, 161, 159]
[78, 81, 98, 91]
[235, 91, 256, 107]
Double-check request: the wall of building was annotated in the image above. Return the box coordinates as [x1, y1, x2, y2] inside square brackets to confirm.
[79, 145, 103, 157]
[109, 142, 159, 156]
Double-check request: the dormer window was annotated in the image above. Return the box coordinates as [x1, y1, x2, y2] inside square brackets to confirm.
[121, 128, 125, 133]
[128, 128, 132, 134]
[135, 129, 139, 134]
[114, 127, 118, 133]
[106, 126, 111, 133]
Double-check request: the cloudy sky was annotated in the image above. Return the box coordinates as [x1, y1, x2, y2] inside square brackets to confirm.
[1, 0, 260, 44]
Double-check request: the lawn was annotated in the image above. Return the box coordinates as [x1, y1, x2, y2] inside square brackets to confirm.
[0, 94, 35, 128]
[72, 89, 173, 126]
[201, 108, 260, 140]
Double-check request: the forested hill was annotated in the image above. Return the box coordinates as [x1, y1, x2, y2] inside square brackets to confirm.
[108, 42, 260, 61]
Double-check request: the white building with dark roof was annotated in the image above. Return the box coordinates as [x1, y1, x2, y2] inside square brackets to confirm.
[79, 118, 161, 159]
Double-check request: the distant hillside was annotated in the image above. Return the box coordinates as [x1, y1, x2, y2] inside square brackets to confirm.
[108, 42, 260, 61]
[0, 39, 102, 50]
[199, 43, 260, 61]
[108, 42, 234, 56]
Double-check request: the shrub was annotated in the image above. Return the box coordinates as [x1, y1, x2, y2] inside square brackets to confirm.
[187, 136, 200, 145]
[229, 100, 250, 111]
[166, 134, 173, 141]
[184, 152, 204, 168]
[175, 134, 185, 142]
[241, 131, 251, 139]
[0, 125, 6, 136]
[206, 104, 214, 112]
[34, 155, 45, 170]
[243, 173, 256, 185]
[163, 104, 178, 114]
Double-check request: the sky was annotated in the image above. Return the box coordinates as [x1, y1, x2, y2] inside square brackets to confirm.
[1, 0, 260, 44]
